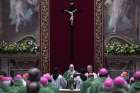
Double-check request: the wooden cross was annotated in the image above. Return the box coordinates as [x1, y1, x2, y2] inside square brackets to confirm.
[64, 2, 79, 59]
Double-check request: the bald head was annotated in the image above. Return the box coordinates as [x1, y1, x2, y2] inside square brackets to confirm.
[87, 65, 93, 73]
[69, 64, 74, 71]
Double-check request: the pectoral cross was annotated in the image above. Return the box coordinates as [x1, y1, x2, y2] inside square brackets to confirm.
[64, 2, 79, 59]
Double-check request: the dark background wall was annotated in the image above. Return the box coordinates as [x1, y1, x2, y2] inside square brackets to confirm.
[50, 0, 94, 73]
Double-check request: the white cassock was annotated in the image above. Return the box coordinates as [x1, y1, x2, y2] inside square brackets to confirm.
[74, 76, 83, 89]
[85, 72, 97, 79]
[52, 75, 67, 89]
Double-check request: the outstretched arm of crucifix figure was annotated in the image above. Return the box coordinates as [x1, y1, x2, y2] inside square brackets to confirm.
[64, 9, 78, 26]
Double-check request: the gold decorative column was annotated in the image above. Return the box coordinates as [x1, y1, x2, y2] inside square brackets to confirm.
[40, 0, 50, 73]
[94, 0, 104, 71]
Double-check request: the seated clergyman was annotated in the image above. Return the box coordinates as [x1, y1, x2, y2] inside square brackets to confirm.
[74, 68, 87, 89]
[51, 67, 67, 89]
[85, 65, 97, 79]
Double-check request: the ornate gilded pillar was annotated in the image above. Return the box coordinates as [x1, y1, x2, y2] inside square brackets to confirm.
[94, 0, 104, 71]
[40, 0, 50, 73]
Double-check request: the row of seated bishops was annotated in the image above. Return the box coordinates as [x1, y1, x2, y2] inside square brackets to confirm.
[0, 64, 140, 93]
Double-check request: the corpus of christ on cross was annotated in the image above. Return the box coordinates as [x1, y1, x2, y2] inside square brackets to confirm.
[64, 0, 79, 59]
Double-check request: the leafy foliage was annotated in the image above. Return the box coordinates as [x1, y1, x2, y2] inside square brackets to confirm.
[105, 42, 140, 56]
[0, 41, 39, 54]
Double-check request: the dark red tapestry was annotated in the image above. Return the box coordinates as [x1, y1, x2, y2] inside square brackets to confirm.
[50, 0, 94, 73]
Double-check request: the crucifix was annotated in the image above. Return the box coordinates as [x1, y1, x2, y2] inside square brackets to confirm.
[64, 8, 77, 26]
[64, 1, 79, 59]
